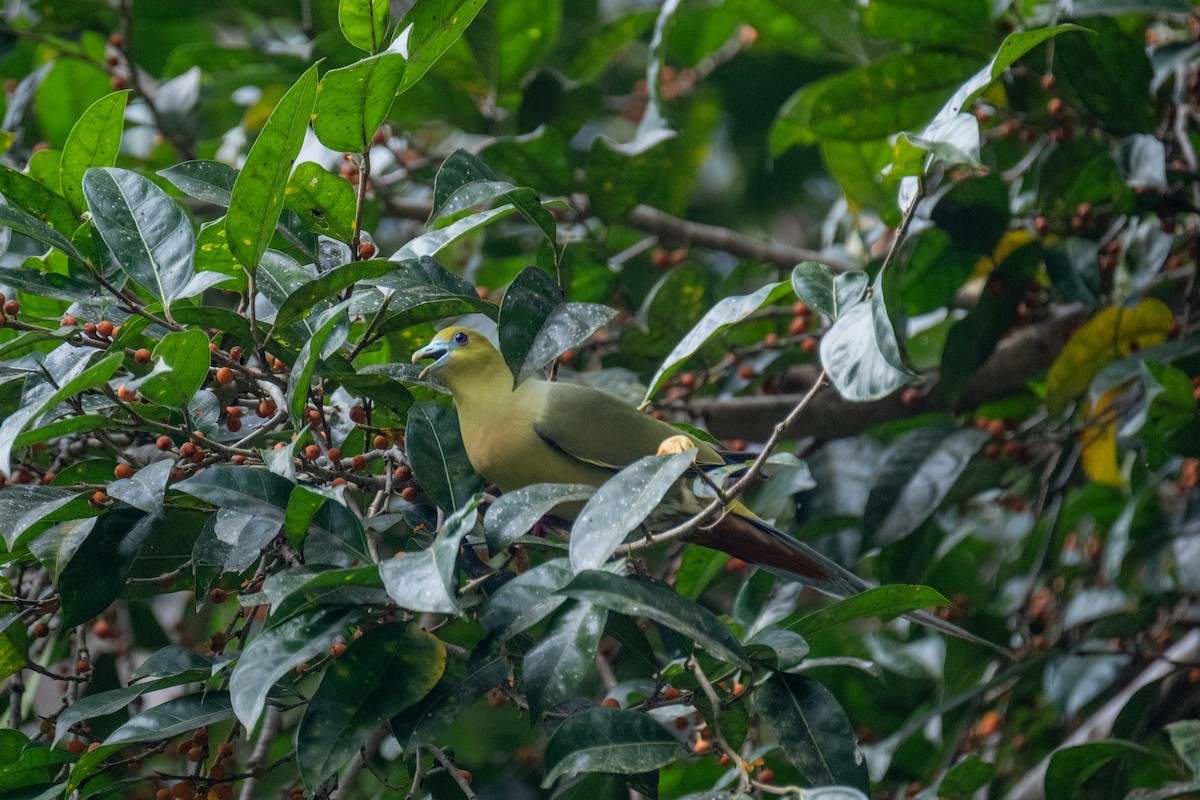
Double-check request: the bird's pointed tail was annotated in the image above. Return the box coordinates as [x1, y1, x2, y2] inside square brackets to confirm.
[693, 507, 1013, 659]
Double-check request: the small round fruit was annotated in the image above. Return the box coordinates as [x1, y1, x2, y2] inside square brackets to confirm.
[349, 405, 366, 423]
[117, 384, 137, 402]
[134, 348, 152, 364]
[3, 299, 18, 315]
[257, 400, 276, 418]
[400, 486, 418, 502]
[67, 739, 86, 755]
[327, 447, 341, 461]
[330, 642, 347, 659]
[373, 434, 388, 450]
[209, 588, 228, 605]
[304, 444, 321, 460]
[214, 367, 234, 385]
[357, 241, 376, 259]
[60, 316, 77, 328]
[91, 490, 108, 506]
[114, 463, 134, 479]
[226, 416, 242, 433]
[351, 455, 367, 470]
[394, 465, 412, 482]
[601, 698, 620, 708]
[32, 622, 49, 638]
[96, 320, 114, 337]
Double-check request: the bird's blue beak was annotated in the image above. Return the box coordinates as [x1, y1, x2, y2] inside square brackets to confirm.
[412, 340, 449, 380]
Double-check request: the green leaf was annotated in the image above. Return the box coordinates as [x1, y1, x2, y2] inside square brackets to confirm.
[364, 256, 497, 337]
[569, 451, 697, 572]
[105, 692, 236, 745]
[753, 672, 868, 791]
[59, 91, 128, 217]
[263, 566, 386, 625]
[524, 601, 607, 718]
[286, 299, 352, 428]
[394, 0, 489, 94]
[819, 271, 917, 402]
[791, 262, 868, 321]
[284, 161, 358, 241]
[57, 508, 158, 628]
[0, 486, 77, 549]
[404, 400, 482, 513]
[229, 607, 359, 730]
[131, 645, 223, 682]
[498, 266, 561, 380]
[158, 159, 238, 205]
[274, 259, 393, 332]
[312, 53, 406, 153]
[561, 571, 749, 669]
[339, 0, 390, 53]
[1167, 720, 1200, 776]
[863, 425, 989, 546]
[54, 669, 212, 745]
[644, 280, 793, 403]
[297, 623, 445, 789]
[227, 64, 319, 273]
[390, 653, 508, 750]
[587, 133, 673, 223]
[483, 483, 595, 554]
[793, 585, 951, 636]
[379, 498, 480, 614]
[480, 558, 575, 641]
[1044, 740, 1158, 800]
[174, 465, 290, 521]
[0, 201, 88, 263]
[861, 0, 992, 50]
[0, 349, 123, 476]
[392, 205, 517, 261]
[939, 241, 1041, 404]
[773, 52, 982, 148]
[83, 167, 196, 316]
[0, 164, 79, 236]
[0, 613, 28, 683]
[1056, 19, 1153, 135]
[106, 459, 173, 513]
[433, 150, 558, 252]
[138, 328, 211, 409]
[543, 705, 684, 787]
[938, 754, 996, 799]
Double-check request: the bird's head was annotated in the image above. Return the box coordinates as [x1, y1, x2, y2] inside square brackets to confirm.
[411, 327, 505, 388]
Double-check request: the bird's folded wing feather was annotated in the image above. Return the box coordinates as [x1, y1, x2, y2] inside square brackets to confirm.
[530, 380, 726, 471]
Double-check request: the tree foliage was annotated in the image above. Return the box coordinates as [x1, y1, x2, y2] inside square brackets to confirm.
[0, 1, 1197, 799]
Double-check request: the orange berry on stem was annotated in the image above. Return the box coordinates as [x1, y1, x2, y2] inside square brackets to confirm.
[134, 348, 152, 364]
[214, 367, 234, 385]
[114, 463, 134, 479]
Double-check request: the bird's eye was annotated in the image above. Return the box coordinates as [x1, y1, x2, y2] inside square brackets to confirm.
[452, 331, 469, 345]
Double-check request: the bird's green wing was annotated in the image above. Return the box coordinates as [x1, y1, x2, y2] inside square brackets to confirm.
[528, 380, 725, 471]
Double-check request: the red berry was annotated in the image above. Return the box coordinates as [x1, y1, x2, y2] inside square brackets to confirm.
[304, 444, 321, 460]
[134, 348, 152, 364]
[209, 588, 228, 605]
[60, 316, 77, 328]
[156, 435, 173, 451]
[3, 299, 18, 315]
[114, 463, 134, 479]
[349, 405, 366, 423]
[357, 241, 376, 260]
[351, 454, 367, 470]
[96, 320, 114, 337]
[214, 367, 234, 385]
[330, 642, 347, 658]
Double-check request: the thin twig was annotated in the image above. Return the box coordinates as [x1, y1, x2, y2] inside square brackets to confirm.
[688, 657, 750, 793]
[429, 746, 478, 800]
[620, 372, 826, 554]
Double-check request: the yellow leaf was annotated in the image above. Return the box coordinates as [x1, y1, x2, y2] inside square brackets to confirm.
[1046, 299, 1173, 412]
[971, 229, 1038, 280]
[1080, 386, 1123, 487]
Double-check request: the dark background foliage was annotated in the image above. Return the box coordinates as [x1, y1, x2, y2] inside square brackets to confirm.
[0, 1, 1198, 799]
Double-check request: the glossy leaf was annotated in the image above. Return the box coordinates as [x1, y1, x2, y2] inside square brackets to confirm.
[561, 571, 750, 669]
[284, 161, 358, 242]
[313, 53, 406, 153]
[391, 205, 516, 261]
[542, 705, 684, 787]
[404, 400, 482, 512]
[863, 425, 989, 546]
[390, 653, 508, 750]
[379, 497, 479, 614]
[106, 459, 173, 513]
[297, 623, 445, 788]
[339, 0, 390, 53]
[105, 692, 236, 745]
[59, 91, 127, 217]
[791, 262, 868, 321]
[0, 202, 88, 263]
[753, 672, 868, 790]
[227, 64, 319, 273]
[137, 328, 211, 409]
[819, 291, 917, 402]
[480, 558, 575, 641]
[286, 299, 352, 428]
[484, 483, 595, 554]
[0, 349, 123, 476]
[569, 450, 697, 573]
[394, 0, 488, 93]
[522, 302, 616, 377]
[644, 280, 793, 403]
[0, 613, 28, 683]
[229, 607, 359, 729]
[1044, 740, 1157, 800]
[54, 670, 211, 744]
[57, 508, 158, 627]
[83, 167, 195, 315]
[498, 266, 561, 380]
[0, 486, 77, 548]
[792, 585, 951, 636]
[433, 150, 558, 251]
[1167, 720, 1200, 775]
[524, 601, 607, 718]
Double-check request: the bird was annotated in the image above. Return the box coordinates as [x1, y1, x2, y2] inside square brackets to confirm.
[412, 326, 1010, 656]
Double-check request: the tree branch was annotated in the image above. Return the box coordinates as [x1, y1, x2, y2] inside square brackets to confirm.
[694, 304, 1089, 441]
